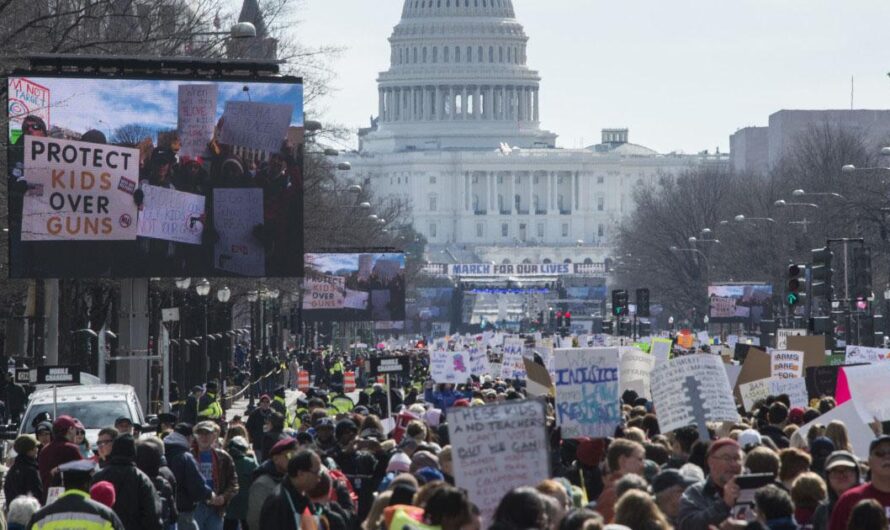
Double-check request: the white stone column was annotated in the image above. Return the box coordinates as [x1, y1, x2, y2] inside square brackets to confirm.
[474, 86, 481, 118]
[434, 86, 441, 120]
[486, 86, 493, 119]
[450, 87, 457, 120]
[509, 172, 515, 214]
[378, 88, 385, 120]
[528, 172, 533, 215]
[421, 86, 428, 120]
[461, 86, 468, 119]
[487, 172, 494, 211]
[572, 172, 578, 211]
[533, 88, 540, 122]
[501, 86, 507, 119]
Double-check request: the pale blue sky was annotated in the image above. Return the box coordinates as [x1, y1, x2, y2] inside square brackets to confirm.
[291, 0, 890, 154]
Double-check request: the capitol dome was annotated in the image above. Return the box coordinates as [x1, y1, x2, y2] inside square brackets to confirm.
[360, 0, 557, 152]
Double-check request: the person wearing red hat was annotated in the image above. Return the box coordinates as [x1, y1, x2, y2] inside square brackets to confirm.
[90, 480, 116, 509]
[677, 437, 743, 530]
[829, 436, 890, 530]
[37, 415, 83, 502]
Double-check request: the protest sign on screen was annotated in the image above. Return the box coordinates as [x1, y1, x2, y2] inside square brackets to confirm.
[707, 283, 773, 324]
[302, 252, 406, 322]
[7, 73, 303, 278]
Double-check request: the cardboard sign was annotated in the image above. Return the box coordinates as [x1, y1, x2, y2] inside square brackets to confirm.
[770, 350, 804, 379]
[22, 137, 139, 241]
[523, 358, 554, 398]
[450, 400, 550, 525]
[430, 350, 471, 384]
[619, 347, 655, 399]
[794, 401, 875, 458]
[838, 362, 890, 423]
[500, 342, 526, 380]
[651, 354, 740, 435]
[734, 347, 770, 402]
[844, 345, 890, 364]
[137, 184, 205, 244]
[219, 101, 293, 154]
[213, 188, 265, 276]
[369, 356, 410, 377]
[776, 329, 807, 349]
[177, 84, 217, 158]
[739, 376, 808, 411]
[552, 348, 621, 438]
[786, 335, 828, 371]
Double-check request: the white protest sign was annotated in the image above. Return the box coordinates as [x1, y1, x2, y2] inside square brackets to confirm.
[723, 363, 742, 391]
[776, 329, 807, 350]
[844, 345, 890, 364]
[450, 401, 550, 526]
[697, 331, 710, 344]
[177, 84, 217, 158]
[344, 289, 369, 310]
[770, 350, 804, 379]
[842, 362, 890, 423]
[468, 346, 491, 376]
[727, 335, 739, 348]
[553, 348, 621, 438]
[794, 401, 875, 459]
[213, 188, 264, 276]
[219, 101, 293, 154]
[650, 354, 740, 435]
[302, 274, 345, 310]
[619, 347, 655, 399]
[650, 338, 672, 364]
[22, 137, 139, 241]
[739, 376, 809, 411]
[136, 184, 205, 244]
[430, 350, 472, 384]
[500, 338, 526, 380]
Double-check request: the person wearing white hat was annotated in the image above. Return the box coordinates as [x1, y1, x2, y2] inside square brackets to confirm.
[28, 460, 125, 530]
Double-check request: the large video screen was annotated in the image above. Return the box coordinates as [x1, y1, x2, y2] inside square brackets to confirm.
[7, 74, 303, 278]
[303, 252, 406, 321]
[708, 283, 773, 323]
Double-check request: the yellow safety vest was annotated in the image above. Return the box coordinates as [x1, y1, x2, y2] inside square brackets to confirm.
[197, 393, 222, 420]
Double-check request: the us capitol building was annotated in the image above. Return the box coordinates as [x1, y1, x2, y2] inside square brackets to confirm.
[343, 0, 727, 270]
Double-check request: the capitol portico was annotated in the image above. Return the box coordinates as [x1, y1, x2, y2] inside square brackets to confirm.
[343, 0, 728, 267]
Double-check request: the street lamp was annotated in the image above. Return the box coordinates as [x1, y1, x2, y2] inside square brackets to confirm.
[215, 287, 231, 386]
[175, 277, 191, 290]
[368, 214, 379, 221]
[246, 290, 259, 408]
[842, 164, 890, 173]
[688, 236, 720, 245]
[734, 214, 775, 223]
[196, 279, 210, 384]
[774, 199, 818, 209]
[792, 189, 846, 200]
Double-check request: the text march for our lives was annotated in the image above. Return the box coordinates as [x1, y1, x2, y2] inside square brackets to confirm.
[449, 400, 549, 526]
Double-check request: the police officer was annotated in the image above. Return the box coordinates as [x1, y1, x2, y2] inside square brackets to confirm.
[197, 382, 222, 423]
[27, 460, 125, 530]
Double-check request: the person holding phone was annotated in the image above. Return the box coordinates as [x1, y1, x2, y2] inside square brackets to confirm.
[677, 438, 744, 530]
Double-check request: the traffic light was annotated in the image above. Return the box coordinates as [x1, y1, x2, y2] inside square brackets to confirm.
[564, 311, 572, 329]
[786, 264, 803, 306]
[555, 311, 564, 329]
[811, 247, 833, 299]
[636, 288, 650, 317]
[612, 289, 628, 316]
[852, 246, 872, 300]
[618, 319, 631, 337]
[602, 320, 614, 334]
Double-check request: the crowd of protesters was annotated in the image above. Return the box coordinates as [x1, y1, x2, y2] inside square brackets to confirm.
[1, 340, 889, 530]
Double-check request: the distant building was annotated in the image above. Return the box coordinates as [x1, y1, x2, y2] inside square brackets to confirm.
[731, 110, 890, 174]
[344, 0, 727, 269]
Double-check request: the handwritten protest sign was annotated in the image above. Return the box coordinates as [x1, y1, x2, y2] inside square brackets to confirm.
[837, 362, 890, 423]
[844, 345, 890, 364]
[8, 77, 51, 141]
[219, 101, 293, 154]
[651, 354, 740, 436]
[213, 188, 264, 276]
[770, 350, 804, 379]
[450, 401, 549, 525]
[467, 346, 490, 376]
[136, 184, 205, 244]
[430, 350, 471, 384]
[553, 348, 621, 438]
[177, 84, 217, 158]
[776, 329, 807, 350]
[619, 347, 655, 399]
[787, 335, 828, 371]
[500, 339, 526, 380]
[739, 376, 808, 411]
[22, 137, 139, 241]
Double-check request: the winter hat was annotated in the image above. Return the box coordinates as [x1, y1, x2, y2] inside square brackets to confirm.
[387, 451, 412, 473]
[90, 481, 116, 508]
[414, 466, 445, 484]
[13, 434, 38, 455]
[810, 437, 836, 460]
[110, 435, 137, 460]
[576, 437, 606, 468]
[706, 437, 740, 457]
[788, 407, 805, 425]
[410, 450, 440, 473]
[227, 436, 250, 454]
[738, 429, 763, 450]
[53, 415, 77, 434]
[452, 399, 470, 408]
